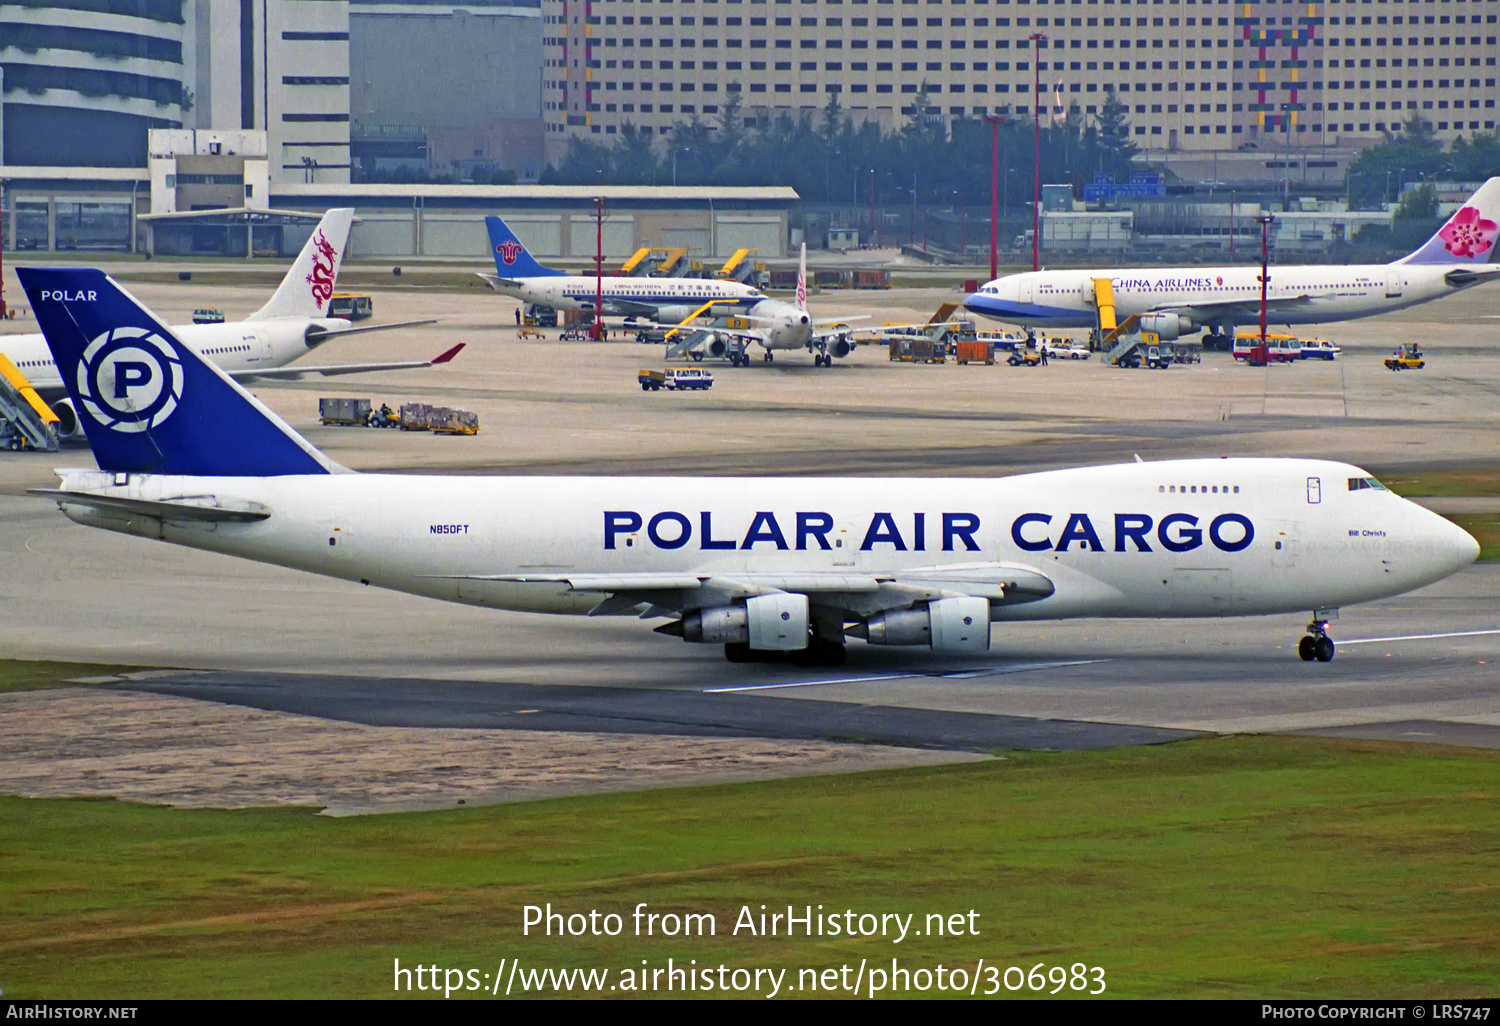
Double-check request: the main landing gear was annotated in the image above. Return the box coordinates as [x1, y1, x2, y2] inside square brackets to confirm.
[1298, 613, 1337, 662]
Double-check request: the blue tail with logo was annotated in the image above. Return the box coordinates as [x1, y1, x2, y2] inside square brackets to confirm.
[17, 267, 334, 477]
[485, 216, 564, 278]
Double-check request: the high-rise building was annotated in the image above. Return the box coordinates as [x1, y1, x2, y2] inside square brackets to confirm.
[0, 0, 350, 182]
[540, 0, 1499, 163]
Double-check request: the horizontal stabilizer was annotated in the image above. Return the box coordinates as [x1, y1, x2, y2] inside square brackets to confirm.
[28, 488, 271, 523]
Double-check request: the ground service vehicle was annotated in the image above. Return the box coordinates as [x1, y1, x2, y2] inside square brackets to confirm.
[639, 369, 667, 391]
[1008, 349, 1043, 367]
[665, 368, 713, 390]
[1042, 340, 1091, 360]
[1385, 343, 1426, 371]
[1233, 335, 1302, 363]
[1301, 339, 1341, 360]
[328, 293, 373, 321]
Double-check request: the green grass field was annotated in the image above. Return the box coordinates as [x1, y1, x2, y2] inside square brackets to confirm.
[1380, 468, 1500, 498]
[0, 660, 139, 694]
[1, 737, 1496, 999]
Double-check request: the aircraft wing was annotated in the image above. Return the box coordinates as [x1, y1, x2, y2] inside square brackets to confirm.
[1147, 294, 1318, 322]
[477, 272, 520, 289]
[28, 489, 271, 523]
[304, 318, 438, 343]
[231, 344, 464, 382]
[427, 563, 1055, 617]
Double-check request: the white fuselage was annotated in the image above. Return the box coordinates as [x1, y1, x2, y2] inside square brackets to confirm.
[965, 262, 1498, 331]
[743, 297, 813, 351]
[496, 275, 765, 319]
[51, 458, 1476, 626]
[3, 317, 350, 401]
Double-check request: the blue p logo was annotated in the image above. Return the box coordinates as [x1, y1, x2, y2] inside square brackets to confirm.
[113, 361, 152, 399]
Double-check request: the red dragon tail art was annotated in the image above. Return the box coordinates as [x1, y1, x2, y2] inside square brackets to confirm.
[306, 229, 338, 308]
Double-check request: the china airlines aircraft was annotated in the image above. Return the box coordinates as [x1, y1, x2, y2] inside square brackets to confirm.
[1, 208, 455, 440]
[18, 267, 1479, 667]
[965, 178, 1500, 348]
[685, 244, 861, 367]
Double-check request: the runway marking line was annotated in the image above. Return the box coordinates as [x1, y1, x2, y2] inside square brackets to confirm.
[1339, 628, 1500, 646]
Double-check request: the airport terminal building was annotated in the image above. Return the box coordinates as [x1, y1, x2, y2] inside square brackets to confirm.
[543, 0, 1499, 160]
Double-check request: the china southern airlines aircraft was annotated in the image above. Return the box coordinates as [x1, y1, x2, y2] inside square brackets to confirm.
[477, 216, 766, 323]
[18, 267, 1479, 667]
[965, 177, 1500, 348]
[1, 208, 455, 441]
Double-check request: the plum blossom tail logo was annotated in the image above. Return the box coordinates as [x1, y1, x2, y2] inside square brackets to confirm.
[1439, 206, 1498, 260]
[306, 229, 338, 308]
[497, 239, 524, 265]
[796, 270, 806, 309]
[75, 326, 184, 434]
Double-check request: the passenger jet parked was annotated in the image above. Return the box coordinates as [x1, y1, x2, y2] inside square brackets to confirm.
[965, 177, 1500, 348]
[1, 208, 457, 441]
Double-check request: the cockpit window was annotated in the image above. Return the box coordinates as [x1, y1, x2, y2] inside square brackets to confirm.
[1348, 477, 1389, 492]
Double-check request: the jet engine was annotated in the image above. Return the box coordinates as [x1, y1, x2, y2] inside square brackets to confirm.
[826, 337, 852, 360]
[697, 333, 728, 359]
[51, 399, 84, 441]
[657, 306, 692, 324]
[851, 597, 990, 653]
[1138, 313, 1195, 340]
[673, 593, 811, 651]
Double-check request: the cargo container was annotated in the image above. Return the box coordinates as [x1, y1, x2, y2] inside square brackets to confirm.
[431, 409, 480, 435]
[768, 270, 799, 290]
[953, 340, 996, 365]
[855, 270, 891, 289]
[319, 397, 371, 426]
[398, 402, 434, 430]
[887, 337, 945, 364]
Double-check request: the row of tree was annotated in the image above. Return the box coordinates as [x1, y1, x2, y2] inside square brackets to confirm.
[539, 89, 1143, 207]
[1345, 114, 1500, 210]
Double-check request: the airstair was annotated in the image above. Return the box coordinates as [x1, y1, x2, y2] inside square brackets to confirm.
[619, 248, 654, 276]
[714, 248, 767, 286]
[0, 355, 59, 451]
[656, 247, 693, 277]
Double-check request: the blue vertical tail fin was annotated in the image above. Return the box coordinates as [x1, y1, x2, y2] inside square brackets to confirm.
[17, 267, 336, 477]
[485, 216, 564, 278]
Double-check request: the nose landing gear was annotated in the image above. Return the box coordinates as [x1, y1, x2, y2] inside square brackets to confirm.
[1298, 614, 1337, 662]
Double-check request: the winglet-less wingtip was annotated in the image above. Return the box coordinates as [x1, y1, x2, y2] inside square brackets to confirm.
[431, 344, 465, 364]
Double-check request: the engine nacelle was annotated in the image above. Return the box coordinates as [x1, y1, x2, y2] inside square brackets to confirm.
[699, 333, 727, 359]
[657, 306, 692, 324]
[681, 605, 749, 644]
[680, 593, 811, 650]
[860, 597, 991, 653]
[827, 337, 852, 360]
[51, 399, 83, 440]
[1139, 313, 1195, 340]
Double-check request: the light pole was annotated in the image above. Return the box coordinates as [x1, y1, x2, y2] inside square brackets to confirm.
[868, 168, 877, 248]
[1257, 210, 1274, 343]
[593, 196, 607, 341]
[985, 113, 1000, 280]
[1030, 32, 1046, 271]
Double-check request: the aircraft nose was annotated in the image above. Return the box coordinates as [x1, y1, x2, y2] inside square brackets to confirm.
[1428, 511, 1481, 575]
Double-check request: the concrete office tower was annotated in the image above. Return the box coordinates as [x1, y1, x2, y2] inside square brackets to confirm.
[539, 0, 1499, 166]
[349, 1, 544, 180]
[193, 0, 352, 184]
